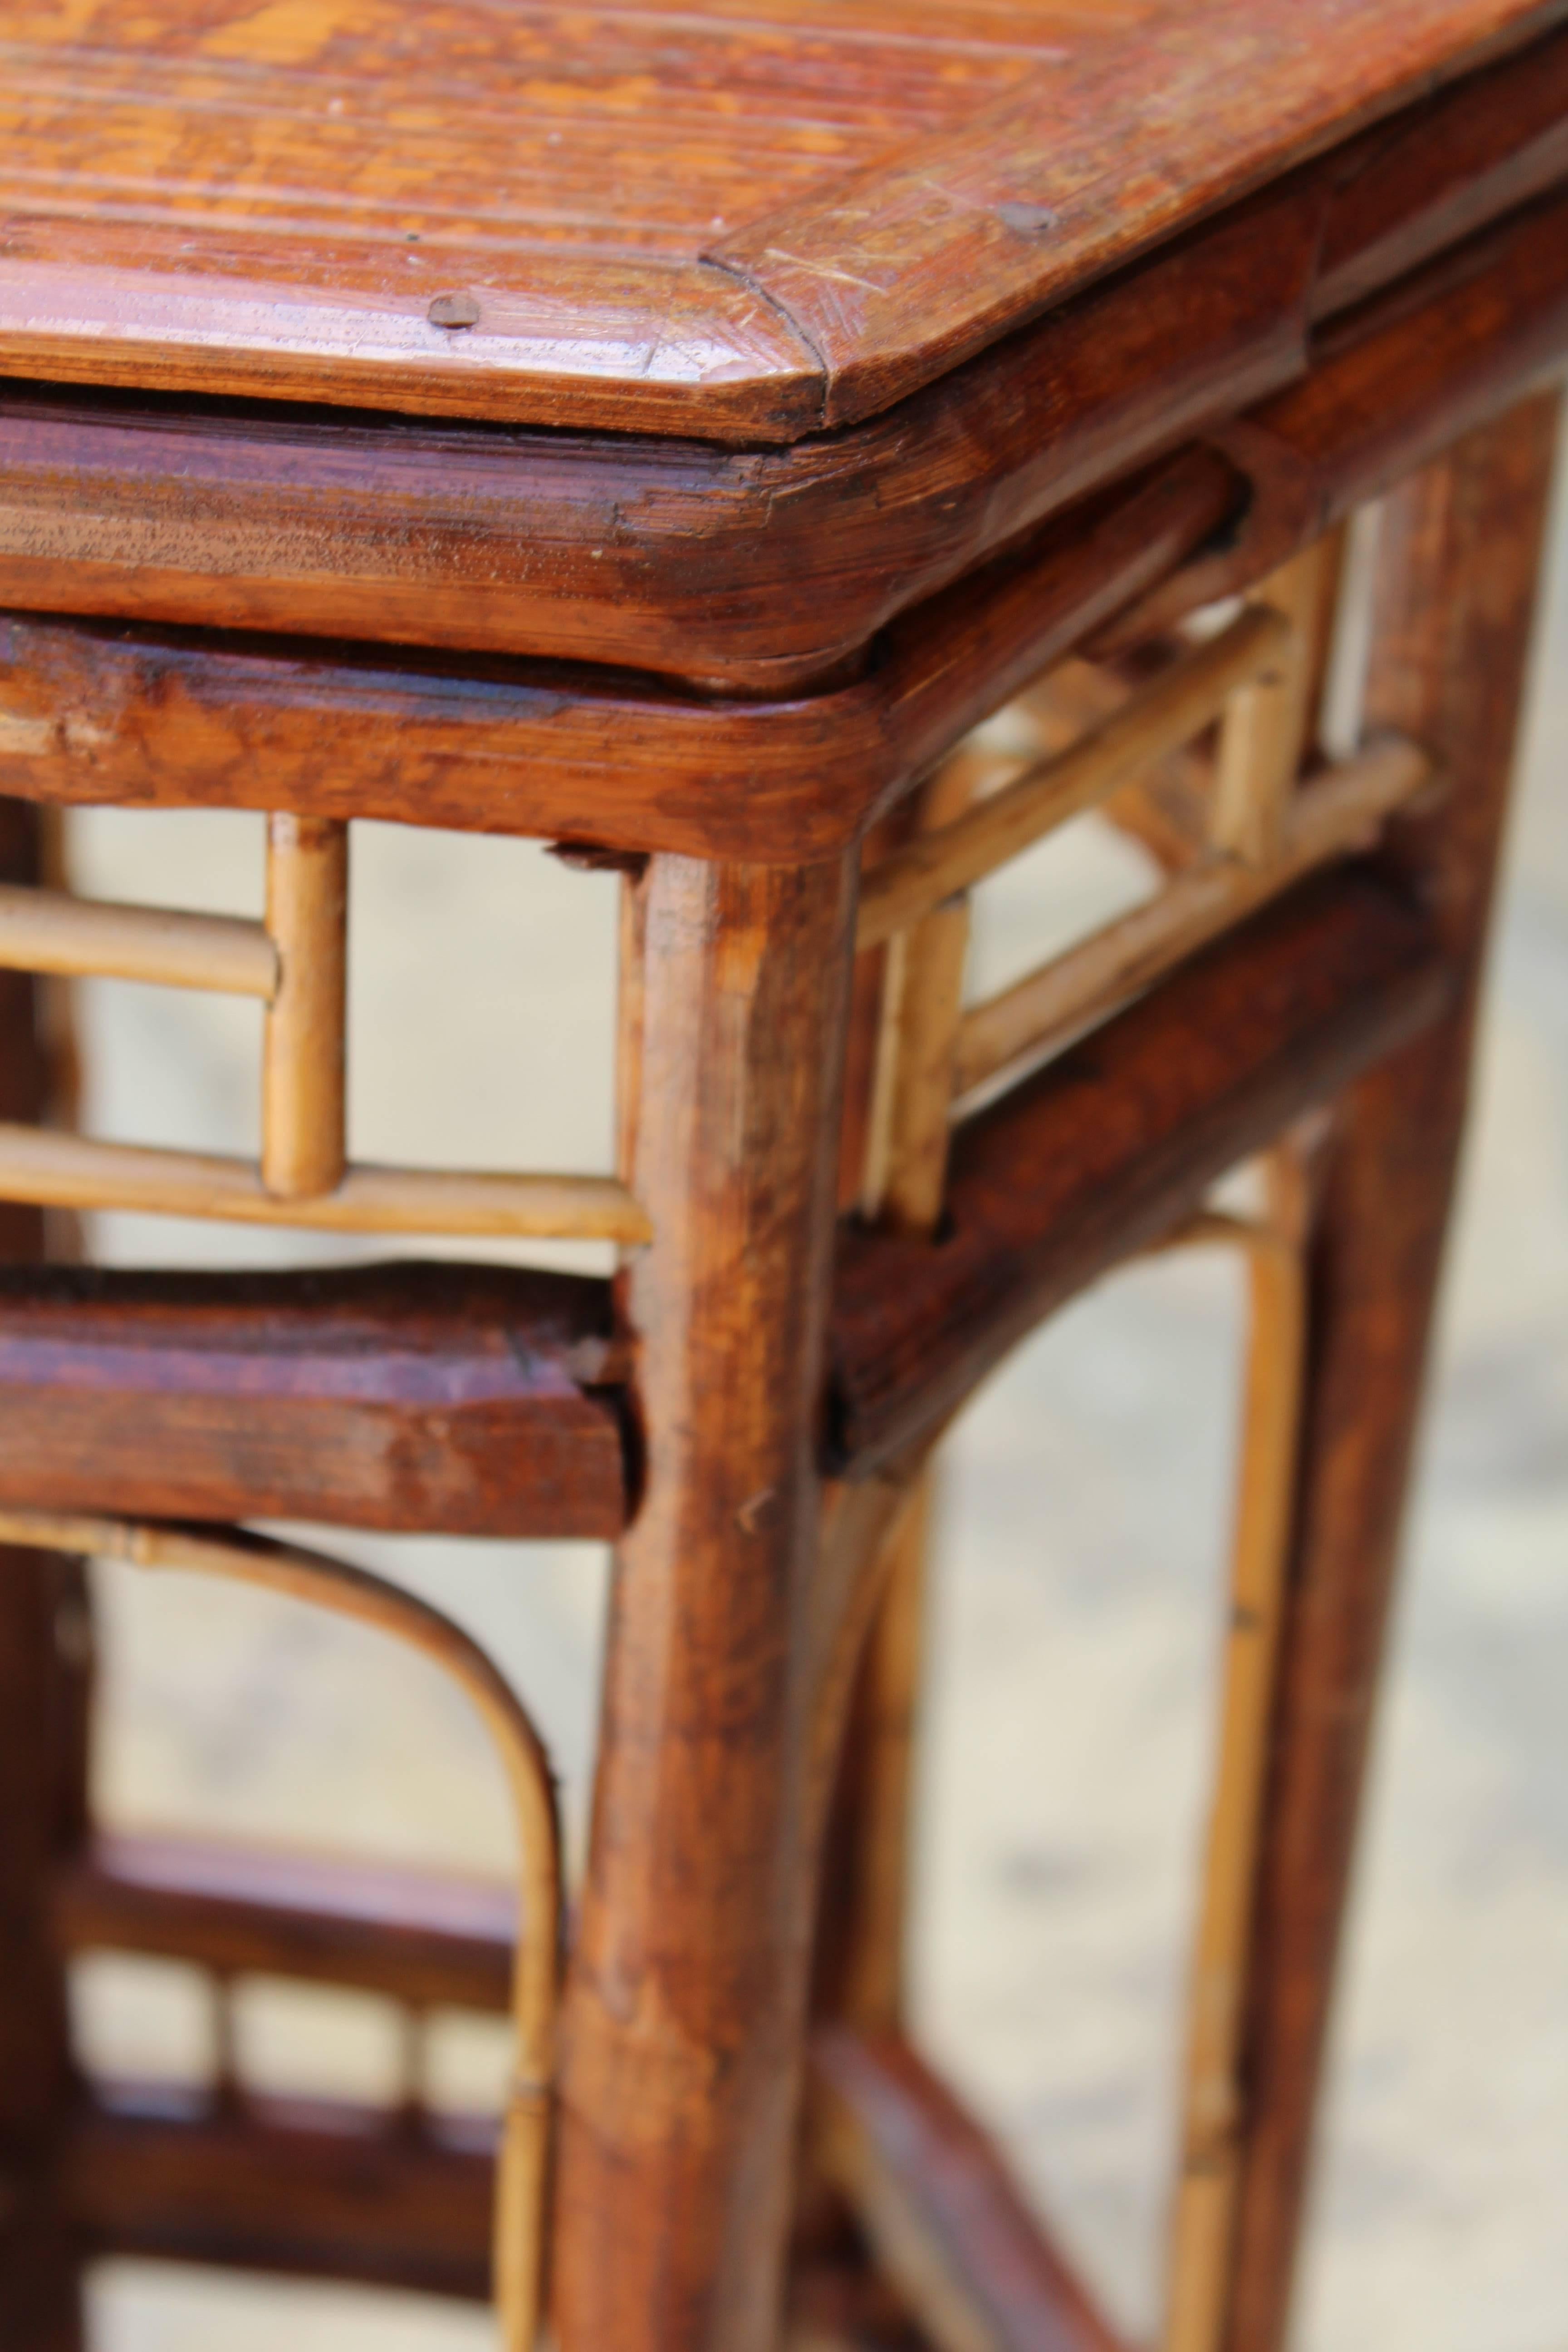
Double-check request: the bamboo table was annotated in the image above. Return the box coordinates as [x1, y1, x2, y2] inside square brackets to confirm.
[0, 5, 1564, 2351]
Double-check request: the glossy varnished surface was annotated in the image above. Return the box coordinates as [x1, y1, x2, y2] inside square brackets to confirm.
[5, 5, 1568, 693]
[0, 0, 1562, 436]
[0, 0, 1131, 435]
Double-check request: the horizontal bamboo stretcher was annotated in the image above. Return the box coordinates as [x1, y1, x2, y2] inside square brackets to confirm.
[0, 809, 648, 1242]
[0, 1128, 648, 1240]
[0, 1507, 559, 2352]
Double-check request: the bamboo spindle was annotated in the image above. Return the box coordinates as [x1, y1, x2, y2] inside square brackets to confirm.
[1211, 538, 1346, 865]
[1163, 1152, 1311, 2352]
[954, 735, 1430, 1100]
[0, 882, 278, 997]
[861, 742, 982, 1232]
[0, 1508, 560, 2352]
[857, 604, 1291, 954]
[1164, 524, 1346, 2352]
[0, 1125, 649, 1241]
[833, 745, 979, 2032]
[263, 813, 348, 1199]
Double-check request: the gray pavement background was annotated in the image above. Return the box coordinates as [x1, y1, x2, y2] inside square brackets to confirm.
[71, 429, 1568, 2352]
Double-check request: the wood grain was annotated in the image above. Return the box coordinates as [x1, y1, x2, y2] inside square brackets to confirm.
[0, 1259, 627, 1538]
[0, 450, 1238, 854]
[0, 170, 1302, 688]
[5, 136, 1568, 703]
[828, 868, 1455, 1480]
[0, 0, 1111, 435]
[2, 2, 1563, 439]
[1221, 397, 1563, 2352]
[1106, 179, 1568, 648]
[553, 852, 856, 2352]
[711, 0, 1568, 425]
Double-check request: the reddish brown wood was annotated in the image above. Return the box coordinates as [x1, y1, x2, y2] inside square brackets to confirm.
[0, 1260, 627, 1538]
[0, 0, 1118, 438]
[1102, 181, 1568, 647]
[0, 178, 1302, 692]
[1221, 395, 1562, 2352]
[828, 869, 1455, 1479]
[1313, 15, 1568, 313]
[4, 1, 1560, 438]
[0, 450, 1235, 857]
[553, 851, 857, 2352]
[54, 1833, 514, 2015]
[65, 2084, 493, 2301]
[6, 158, 1568, 731]
[711, 0, 1568, 424]
[812, 2027, 1127, 2352]
[0, 797, 86, 2352]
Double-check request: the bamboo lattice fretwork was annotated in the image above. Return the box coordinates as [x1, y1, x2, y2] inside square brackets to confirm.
[0, 815, 648, 1243]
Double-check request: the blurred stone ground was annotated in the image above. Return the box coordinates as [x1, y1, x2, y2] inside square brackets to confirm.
[75, 438, 1567, 2352]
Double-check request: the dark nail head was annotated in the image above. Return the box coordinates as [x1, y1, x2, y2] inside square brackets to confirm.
[995, 201, 1058, 239]
[428, 291, 481, 329]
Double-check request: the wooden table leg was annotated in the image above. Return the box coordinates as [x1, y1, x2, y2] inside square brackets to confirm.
[0, 800, 89, 2352]
[1222, 391, 1562, 2352]
[552, 850, 858, 2352]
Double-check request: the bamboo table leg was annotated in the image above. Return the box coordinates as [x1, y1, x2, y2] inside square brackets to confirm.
[552, 850, 858, 2352]
[0, 799, 88, 2352]
[1222, 391, 1562, 2352]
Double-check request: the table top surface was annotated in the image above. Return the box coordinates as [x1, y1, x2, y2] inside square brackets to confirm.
[0, 0, 1561, 441]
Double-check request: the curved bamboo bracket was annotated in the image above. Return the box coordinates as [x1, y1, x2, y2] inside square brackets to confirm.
[0, 1507, 561, 2352]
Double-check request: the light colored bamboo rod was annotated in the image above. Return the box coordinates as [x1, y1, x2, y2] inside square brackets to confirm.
[0, 1508, 559, 2352]
[857, 921, 910, 1222]
[955, 735, 1430, 1101]
[862, 744, 984, 1230]
[877, 906, 970, 1230]
[1162, 1151, 1311, 2352]
[0, 1125, 651, 1241]
[836, 1475, 934, 2032]
[0, 882, 278, 997]
[857, 606, 1292, 954]
[1211, 538, 1345, 866]
[263, 814, 348, 1199]
[839, 752, 976, 2029]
